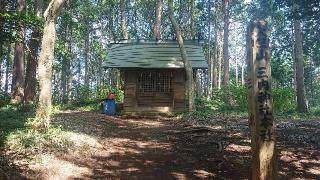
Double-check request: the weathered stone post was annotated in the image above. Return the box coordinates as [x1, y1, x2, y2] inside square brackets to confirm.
[246, 21, 277, 180]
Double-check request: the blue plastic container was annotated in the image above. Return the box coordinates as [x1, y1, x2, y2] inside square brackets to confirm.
[104, 99, 116, 115]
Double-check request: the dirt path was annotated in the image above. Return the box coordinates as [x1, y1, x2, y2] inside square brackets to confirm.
[4, 111, 320, 179]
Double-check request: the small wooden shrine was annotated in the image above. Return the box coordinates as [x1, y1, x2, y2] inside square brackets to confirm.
[105, 41, 207, 113]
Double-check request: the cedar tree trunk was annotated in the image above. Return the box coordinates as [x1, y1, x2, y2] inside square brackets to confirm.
[11, 0, 25, 104]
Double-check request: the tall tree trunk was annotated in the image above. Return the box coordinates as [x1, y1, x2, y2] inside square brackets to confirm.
[207, 0, 212, 97]
[34, 0, 65, 131]
[61, 0, 73, 103]
[4, 45, 11, 94]
[222, 0, 230, 86]
[235, 57, 238, 85]
[293, 4, 308, 113]
[24, 0, 43, 104]
[11, 0, 25, 104]
[84, 29, 90, 88]
[61, 22, 72, 103]
[218, 30, 223, 89]
[241, 63, 244, 85]
[97, 21, 104, 87]
[154, 0, 163, 40]
[190, 0, 195, 40]
[212, 24, 218, 88]
[0, 45, 3, 90]
[120, 0, 128, 40]
[168, 0, 195, 112]
[109, 1, 116, 41]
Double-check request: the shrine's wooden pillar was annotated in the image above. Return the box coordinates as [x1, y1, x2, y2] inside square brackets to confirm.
[246, 21, 277, 180]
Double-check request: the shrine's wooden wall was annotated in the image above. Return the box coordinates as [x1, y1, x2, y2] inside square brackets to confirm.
[123, 68, 186, 113]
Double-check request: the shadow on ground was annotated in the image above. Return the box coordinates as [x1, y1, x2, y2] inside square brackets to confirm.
[2, 110, 320, 179]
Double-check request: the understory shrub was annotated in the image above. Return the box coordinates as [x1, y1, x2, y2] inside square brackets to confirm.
[0, 105, 73, 157]
[201, 85, 296, 114]
[6, 123, 73, 155]
[272, 87, 295, 113]
[210, 84, 247, 112]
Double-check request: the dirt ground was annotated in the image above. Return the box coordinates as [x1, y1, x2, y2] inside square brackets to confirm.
[1, 110, 320, 179]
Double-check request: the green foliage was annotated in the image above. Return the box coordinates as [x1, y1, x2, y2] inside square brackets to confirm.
[0, 93, 11, 107]
[96, 84, 124, 103]
[211, 84, 247, 111]
[54, 101, 100, 112]
[310, 106, 320, 116]
[0, 105, 30, 146]
[6, 124, 73, 155]
[0, 105, 73, 156]
[191, 85, 296, 117]
[272, 87, 296, 113]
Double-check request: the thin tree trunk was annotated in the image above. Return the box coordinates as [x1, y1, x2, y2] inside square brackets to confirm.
[291, 20, 297, 103]
[11, 0, 25, 104]
[61, 23, 72, 103]
[235, 57, 238, 85]
[207, 0, 212, 97]
[218, 30, 223, 89]
[110, 2, 116, 41]
[84, 30, 90, 88]
[222, 0, 230, 86]
[34, 0, 65, 131]
[120, 0, 128, 40]
[168, 0, 195, 112]
[293, 5, 308, 113]
[97, 22, 104, 87]
[190, 0, 195, 39]
[241, 63, 244, 85]
[154, 0, 163, 40]
[24, 0, 43, 104]
[4, 45, 11, 94]
[212, 24, 218, 88]
[0, 45, 2, 90]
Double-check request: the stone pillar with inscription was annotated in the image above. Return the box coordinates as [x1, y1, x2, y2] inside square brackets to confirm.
[246, 21, 277, 180]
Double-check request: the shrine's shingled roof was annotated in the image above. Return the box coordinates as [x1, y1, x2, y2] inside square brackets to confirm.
[105, 41, 207, 69]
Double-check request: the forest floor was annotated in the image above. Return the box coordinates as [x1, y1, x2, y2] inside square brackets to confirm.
[1, 110, 320, 179]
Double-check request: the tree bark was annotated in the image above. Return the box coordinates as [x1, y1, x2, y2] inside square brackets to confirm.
[0, 44, 3, 89]
[190, 0, 195, 40]
[168, 0, 195, 112]
[24, 0, 43, 104]
[120, 0, 128, 40]
[207, 0, 212, 97]
[218, 30, 223, 89]
[222, 0, 230, 86]
[241, 63, 244, 85]
[293, 3, 308, 113]
[11, 0, 25, 104]
[84, 29, 90, 88]
[61, 19, 72, 103]
[4, 44, 11, 94]
[212, 23, 218, 88]
[154, 0, 163, 40]
[235, 57, 238, 85]
[34, 0, 65, 131]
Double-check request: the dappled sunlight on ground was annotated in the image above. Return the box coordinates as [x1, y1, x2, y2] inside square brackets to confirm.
[2, 111, 319, 179]
[28, 154, 93, 179]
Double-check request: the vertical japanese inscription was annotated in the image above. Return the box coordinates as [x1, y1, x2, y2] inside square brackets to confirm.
[255, 22, 274, 142]
[247, 20, 277, 180]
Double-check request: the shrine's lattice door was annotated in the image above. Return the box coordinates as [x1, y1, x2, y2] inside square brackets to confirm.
[137, 70, 173, 107]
